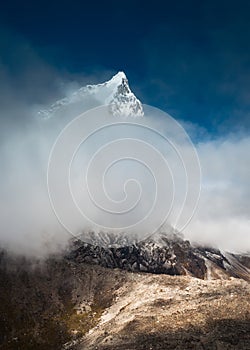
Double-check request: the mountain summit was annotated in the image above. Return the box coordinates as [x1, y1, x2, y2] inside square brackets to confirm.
[104, 72, 144, 117]
[38, 71, 144, 119]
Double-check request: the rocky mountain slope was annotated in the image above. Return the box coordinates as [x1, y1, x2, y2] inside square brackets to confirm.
[0, 245, 249, 350]
[76, 273, 250, 350]
[67, 232, 250, 282]
[0, 250, 128, 350]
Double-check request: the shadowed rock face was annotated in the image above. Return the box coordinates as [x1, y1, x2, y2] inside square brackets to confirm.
[67, 232, 250, 281]
[67, 238, 206, 279]
[0, 250, 130, 350]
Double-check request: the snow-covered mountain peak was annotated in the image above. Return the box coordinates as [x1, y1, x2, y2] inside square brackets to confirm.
[38, 71, 144, 119]
[106, 72, 144, 117]
[106, 71, 127, 86]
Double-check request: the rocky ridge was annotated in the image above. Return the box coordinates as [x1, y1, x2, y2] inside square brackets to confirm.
[67, 232, 250, 282]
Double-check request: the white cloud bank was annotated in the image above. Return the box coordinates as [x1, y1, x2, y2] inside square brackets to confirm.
[186, 136, 250, 252]
[0, 41, 249, 255]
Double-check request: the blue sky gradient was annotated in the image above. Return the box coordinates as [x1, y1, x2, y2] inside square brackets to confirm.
[0, 0, 250, 134]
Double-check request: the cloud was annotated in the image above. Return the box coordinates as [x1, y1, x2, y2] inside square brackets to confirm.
[186, 135, 250, 252]
[0, 30, 249, 256]
[0, 31, 78, 256]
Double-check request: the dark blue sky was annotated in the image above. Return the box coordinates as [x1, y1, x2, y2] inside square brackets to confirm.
[1, 0, 250, 134]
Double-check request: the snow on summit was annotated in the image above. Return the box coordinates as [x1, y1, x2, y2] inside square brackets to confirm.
[38, 71, 144, 119]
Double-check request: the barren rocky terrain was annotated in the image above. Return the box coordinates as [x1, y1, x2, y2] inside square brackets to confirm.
[0, 235, 249, 350]
[76, 273, 250, 350]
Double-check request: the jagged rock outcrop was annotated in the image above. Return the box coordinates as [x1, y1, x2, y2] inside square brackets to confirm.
[66, 232, 250, 281]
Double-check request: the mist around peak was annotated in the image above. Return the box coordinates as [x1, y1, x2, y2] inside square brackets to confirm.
[0, 58, 249, 256]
